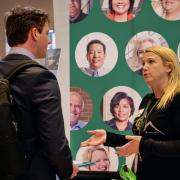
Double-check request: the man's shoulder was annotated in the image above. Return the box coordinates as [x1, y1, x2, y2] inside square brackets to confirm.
[0, 54, 48, 77]
[0, 54, 54, 83]
[3, 53, 31, 60]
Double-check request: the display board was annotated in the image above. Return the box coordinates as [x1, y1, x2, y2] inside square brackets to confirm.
[70, 0, 180, 172]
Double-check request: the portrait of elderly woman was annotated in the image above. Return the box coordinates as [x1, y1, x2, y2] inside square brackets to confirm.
[105, 92, 135, 131]
[128, 36, 159, 75]
[125, 31, 169, 75]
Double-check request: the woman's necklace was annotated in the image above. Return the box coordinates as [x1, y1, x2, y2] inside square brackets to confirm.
[133, 98, 160, 135]
[144, 98, 160, 125]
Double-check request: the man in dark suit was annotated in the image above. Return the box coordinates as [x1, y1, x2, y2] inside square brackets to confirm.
[0, 6, 78, 180]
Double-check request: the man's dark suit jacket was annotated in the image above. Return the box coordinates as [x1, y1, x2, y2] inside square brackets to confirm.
[0, 54, 73, 180]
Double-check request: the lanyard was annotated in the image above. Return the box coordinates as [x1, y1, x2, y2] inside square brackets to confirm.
[143, 99, 160, 126]
[133, 98, 159, 135]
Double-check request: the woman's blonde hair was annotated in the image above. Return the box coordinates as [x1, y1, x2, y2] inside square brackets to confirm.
[145, 46, 180, 108]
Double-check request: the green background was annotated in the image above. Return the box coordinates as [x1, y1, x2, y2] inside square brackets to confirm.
[70, 0, 180, 170]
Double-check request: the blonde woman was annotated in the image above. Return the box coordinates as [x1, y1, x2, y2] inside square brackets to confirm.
[82, 146, 110, 171]
[81, 46, 180, 180]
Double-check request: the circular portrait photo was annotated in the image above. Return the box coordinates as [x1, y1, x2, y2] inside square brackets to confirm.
[69, 0, 93, 23]
[75, 32, 118, 77]
[125, 31, 169, 75]
[75, 145, 119, 171]
[102, 86, 141, 131]
[70, 87, 93, 131]
[177, 42, 180, 62]
[100, 0, 144, 22]
[151, 0, 180, 21]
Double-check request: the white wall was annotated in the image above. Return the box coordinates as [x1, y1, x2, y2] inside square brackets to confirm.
[53, 0, 70, 140]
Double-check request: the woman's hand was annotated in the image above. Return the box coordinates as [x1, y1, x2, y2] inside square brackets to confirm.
[116, 135, 142, 156]
[80, 129, 107, 147]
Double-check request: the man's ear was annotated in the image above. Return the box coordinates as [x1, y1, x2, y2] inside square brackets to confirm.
[31, 27, 39, 40]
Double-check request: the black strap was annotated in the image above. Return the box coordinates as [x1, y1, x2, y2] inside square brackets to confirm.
[6, 61, 46, 80]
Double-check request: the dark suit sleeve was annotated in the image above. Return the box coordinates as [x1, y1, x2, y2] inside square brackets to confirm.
[104, 131, 128, 147]
[30, 69, 72, 179]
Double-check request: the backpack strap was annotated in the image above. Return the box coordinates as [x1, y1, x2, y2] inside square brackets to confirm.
[6, 60, 47, 80]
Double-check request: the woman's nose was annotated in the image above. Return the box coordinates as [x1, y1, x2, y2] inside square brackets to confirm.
[143, 63, 148, 70]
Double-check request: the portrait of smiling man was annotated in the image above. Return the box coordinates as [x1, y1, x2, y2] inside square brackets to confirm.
[70, 91, 88, 130]
[80, 39, 110, 77]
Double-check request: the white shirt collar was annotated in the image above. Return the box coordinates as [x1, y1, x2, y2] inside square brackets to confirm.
[9, 47, 35, 59]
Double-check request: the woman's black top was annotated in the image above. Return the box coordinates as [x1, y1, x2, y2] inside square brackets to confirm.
[104, 93, 180, 180]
